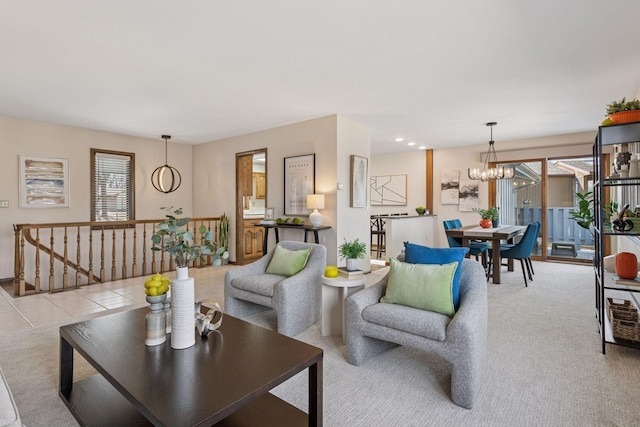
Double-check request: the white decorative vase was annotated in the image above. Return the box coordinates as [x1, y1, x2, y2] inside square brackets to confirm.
[171, 267, 195, 349]
[346, 258, 358, 271]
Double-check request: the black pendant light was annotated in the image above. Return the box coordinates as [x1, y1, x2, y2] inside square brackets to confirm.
[151, 135, 182, 193]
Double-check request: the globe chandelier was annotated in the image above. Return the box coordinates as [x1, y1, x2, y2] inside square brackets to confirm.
[151, 135, 182, 193]
[468, 122, 514, 181]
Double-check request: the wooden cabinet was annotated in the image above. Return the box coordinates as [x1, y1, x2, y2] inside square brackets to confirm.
[253, 172, 266, 199]
[243, 220, 264, 261]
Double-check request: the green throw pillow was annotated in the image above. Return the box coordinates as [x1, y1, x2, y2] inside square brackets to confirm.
[265, 244, 311, 277]
[380, 257, 457, 316]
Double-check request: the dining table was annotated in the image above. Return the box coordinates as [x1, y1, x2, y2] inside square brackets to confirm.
[444, 225, 526, 284]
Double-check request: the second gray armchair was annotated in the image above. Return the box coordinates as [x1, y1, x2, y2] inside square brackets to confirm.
[224, 241, 327, 337]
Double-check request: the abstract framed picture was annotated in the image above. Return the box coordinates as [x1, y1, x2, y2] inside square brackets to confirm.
[440, 169, 459, 205]
[284, 154, 315, 215]
[350, 155, 368, 208]
[19, 155, 69, 208]
[458, 177, 479, 211]
[370, 174, 407, 206]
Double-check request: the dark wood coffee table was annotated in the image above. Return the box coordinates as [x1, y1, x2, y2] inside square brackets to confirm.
[59, 308, 323, 426]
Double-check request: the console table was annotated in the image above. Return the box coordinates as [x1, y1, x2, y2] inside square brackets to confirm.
[255, 223, 331, 254]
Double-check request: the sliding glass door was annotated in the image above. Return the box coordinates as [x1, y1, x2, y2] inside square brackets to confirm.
[493, 156, 594, 262]
[495, 160, 544, 257]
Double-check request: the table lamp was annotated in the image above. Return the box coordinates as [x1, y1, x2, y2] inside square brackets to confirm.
[307, 194, 325, 227]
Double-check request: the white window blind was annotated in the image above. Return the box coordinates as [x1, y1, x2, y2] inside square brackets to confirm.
[93, 151, 134, 222]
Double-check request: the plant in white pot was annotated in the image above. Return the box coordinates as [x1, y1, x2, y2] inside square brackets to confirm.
[151, 207, 216, 349]
[339, 238, 367, 271]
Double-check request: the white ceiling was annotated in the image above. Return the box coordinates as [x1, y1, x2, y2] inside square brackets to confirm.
[2, 1, 640, 154]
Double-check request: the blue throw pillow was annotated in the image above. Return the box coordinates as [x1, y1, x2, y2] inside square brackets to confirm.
[403, 243, 469, 308]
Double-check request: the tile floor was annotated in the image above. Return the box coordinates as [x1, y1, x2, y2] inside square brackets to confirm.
[0, 265, 234, 333]
[0, 263, 390, 334]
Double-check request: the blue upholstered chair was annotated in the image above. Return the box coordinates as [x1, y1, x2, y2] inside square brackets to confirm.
[443, 220, 490, 267]
[487, 222, 539, 287]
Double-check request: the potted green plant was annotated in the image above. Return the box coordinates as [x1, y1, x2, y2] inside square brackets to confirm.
[151, 207, 217, 269]
[216, 212, 230, 266]
[472, 206, 499, 228]
[569, 191, 594, 237]
[151, 206, 218, 350]
[606, 97, 640, 124]
[338, 238, 367, 271]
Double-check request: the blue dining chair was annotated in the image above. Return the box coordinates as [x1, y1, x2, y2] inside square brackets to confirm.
[487, 222, 539, 287]
[492, 221, 540, 278]
[443, 220, 490, 267]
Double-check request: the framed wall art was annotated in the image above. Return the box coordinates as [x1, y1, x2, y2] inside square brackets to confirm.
[370, 174, 407, 206]
[458, 177, 479, 211]
[284, 154, 315, 215]
[440, 169, 460, 205]
[350, 155, 368, 208]
[19, 155, 69, 208]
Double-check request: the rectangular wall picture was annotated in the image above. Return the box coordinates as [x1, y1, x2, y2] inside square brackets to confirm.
[284, 154, 315, 215]
[370, 174, 407, 206]
[350, 155, 368, 208]
[19, 155, 69, 208]
[458, 177, 479, 211]
[440, 169, 460, 205]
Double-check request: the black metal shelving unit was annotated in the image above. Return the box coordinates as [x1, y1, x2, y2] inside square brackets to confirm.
[594, 121, 640, 354]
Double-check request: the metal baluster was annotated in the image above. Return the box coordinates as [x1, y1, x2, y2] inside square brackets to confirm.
[63, 227, 69, 289]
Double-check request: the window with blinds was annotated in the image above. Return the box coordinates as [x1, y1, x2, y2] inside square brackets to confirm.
[91, 149, 135, 222]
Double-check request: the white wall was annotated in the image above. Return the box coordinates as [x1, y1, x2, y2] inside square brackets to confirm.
[370, 151, 426, 216]
[0, 115, 194, 280]
[193, 115, 371, 267]
[336, 115, 371, 271]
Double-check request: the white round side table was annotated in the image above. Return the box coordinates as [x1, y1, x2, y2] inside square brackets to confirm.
[321, 275, 365, 343]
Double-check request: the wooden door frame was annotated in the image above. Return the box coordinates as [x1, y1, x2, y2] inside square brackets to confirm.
[235, 148, 267, 265]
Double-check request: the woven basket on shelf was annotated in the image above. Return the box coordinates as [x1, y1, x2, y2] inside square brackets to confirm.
[606, 298, 640, 342]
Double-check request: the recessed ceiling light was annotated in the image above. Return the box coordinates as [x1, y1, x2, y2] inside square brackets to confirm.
[394, 137, 404, 142]
[407, 142, 416, 146]
[418, 146, 427, 150]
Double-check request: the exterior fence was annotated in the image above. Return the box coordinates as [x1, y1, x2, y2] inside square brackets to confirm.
[515, 207, 593, 251]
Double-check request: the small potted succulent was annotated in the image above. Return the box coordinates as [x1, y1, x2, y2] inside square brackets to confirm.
[472, 206, 499, 228]
[338, 238, 367, 271]
[606, 97, 640, 124]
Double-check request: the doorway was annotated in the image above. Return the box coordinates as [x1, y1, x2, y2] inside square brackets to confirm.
[235, 149, 267, 265]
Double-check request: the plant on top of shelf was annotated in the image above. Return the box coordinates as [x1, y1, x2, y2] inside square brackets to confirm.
[606, 97, 640, 115]
[606, 97, 640, 124]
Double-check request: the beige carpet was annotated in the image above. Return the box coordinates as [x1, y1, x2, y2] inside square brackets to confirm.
[1, 261, 640, 426]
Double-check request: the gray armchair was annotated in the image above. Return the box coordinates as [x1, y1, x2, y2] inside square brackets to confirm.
[224, 241, 326, 337]
[345, 258, 487, 409]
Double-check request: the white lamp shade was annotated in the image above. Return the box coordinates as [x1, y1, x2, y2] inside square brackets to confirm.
[307, 194, 324, 227]
[307, 194, 325, 210]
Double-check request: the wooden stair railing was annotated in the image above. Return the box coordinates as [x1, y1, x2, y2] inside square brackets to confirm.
[13, 217, 222, 297]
